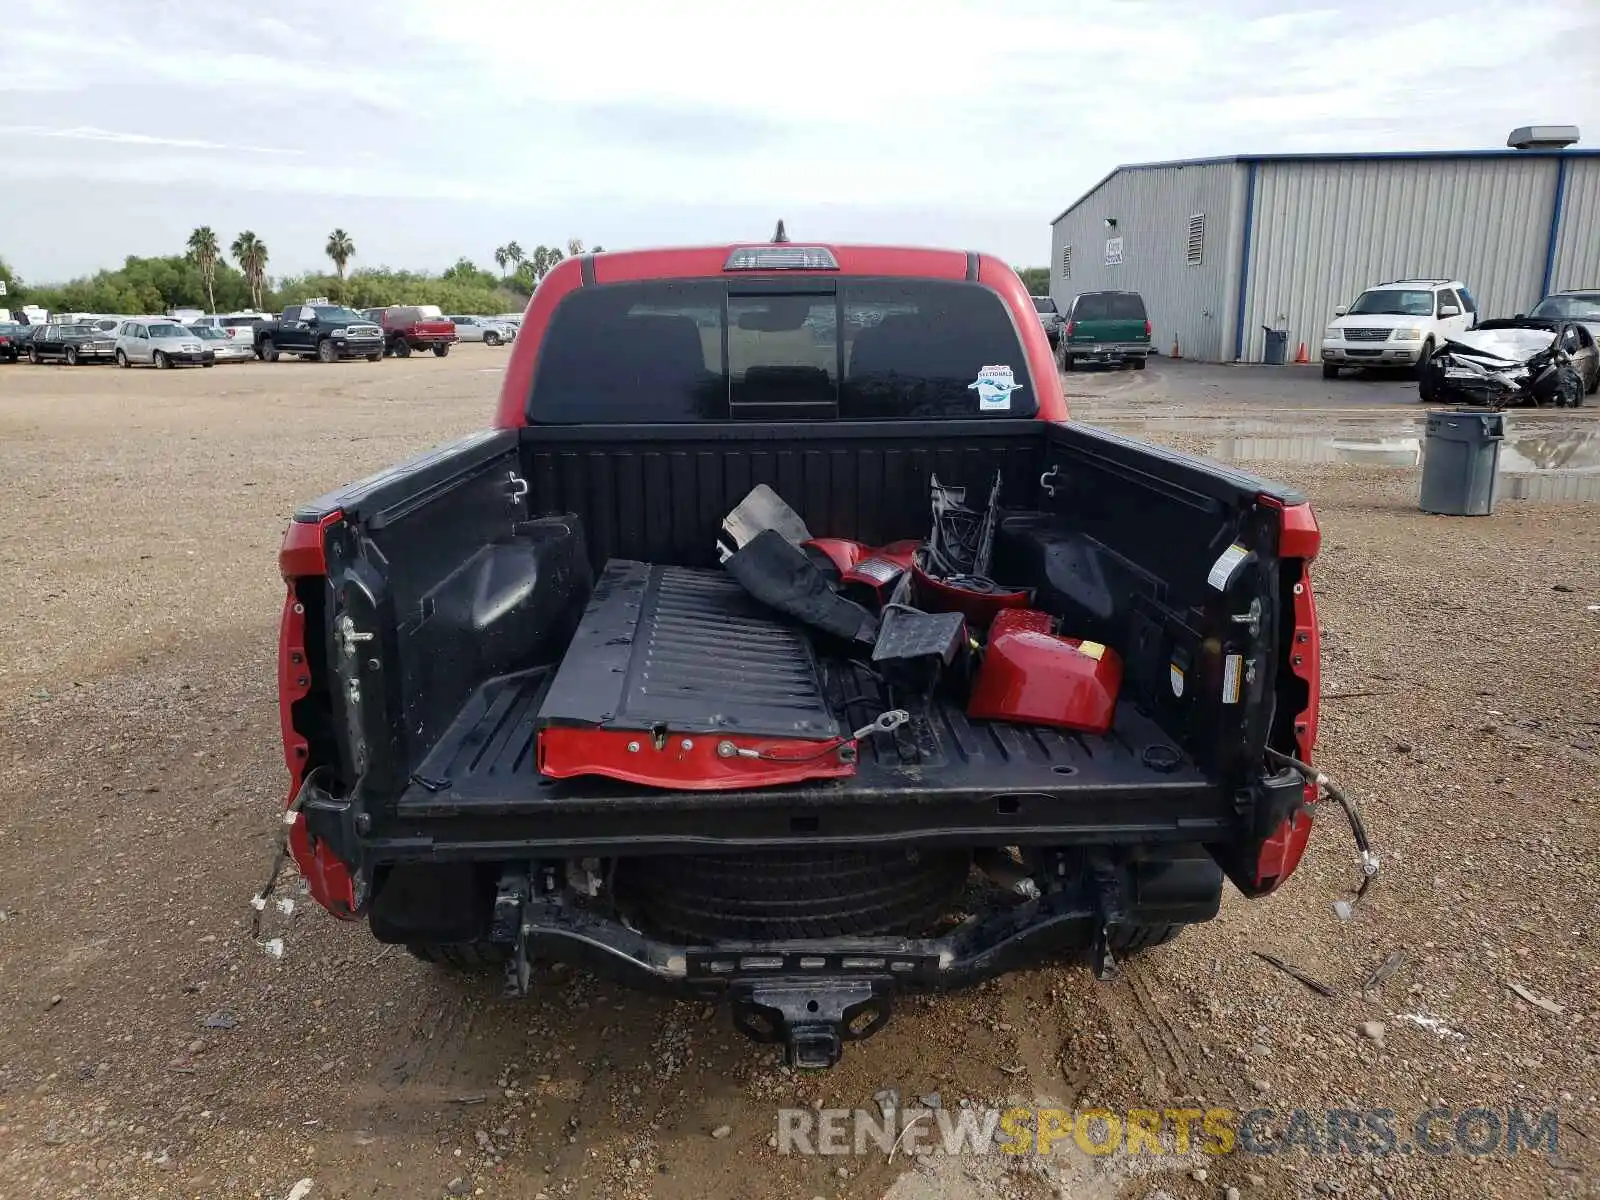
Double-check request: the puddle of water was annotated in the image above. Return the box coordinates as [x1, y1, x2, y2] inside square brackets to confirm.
[1095, 414, 1600, 503]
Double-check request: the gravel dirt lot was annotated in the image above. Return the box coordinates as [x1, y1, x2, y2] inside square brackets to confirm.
[1, 353, 1596, 1200]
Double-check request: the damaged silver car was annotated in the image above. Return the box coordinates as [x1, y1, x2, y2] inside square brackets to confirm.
[1420, 319, 1598, 408]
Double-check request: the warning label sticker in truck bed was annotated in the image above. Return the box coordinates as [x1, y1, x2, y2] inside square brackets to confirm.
[1222, 653, 1243, 704]
[1208, 543, 1248, 592]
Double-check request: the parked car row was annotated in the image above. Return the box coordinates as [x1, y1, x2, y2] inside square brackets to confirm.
[352, 307, 519, 356]
[1035, 272, 1593, 408]
[9, 322, 121, 365]
[1038, 275, 1595, 409]
[0, 308, 524, 368]
[0, 317, 238, 368]
[1318, 279, 1597, 407]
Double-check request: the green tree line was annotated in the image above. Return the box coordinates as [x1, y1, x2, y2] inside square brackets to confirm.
[3, 244, 1050, 319]
[1, 228, 604, 318]
[1015, 266, 1050, 294]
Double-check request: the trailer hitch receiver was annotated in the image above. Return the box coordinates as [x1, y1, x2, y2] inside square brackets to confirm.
[729, 981, 891, 1069]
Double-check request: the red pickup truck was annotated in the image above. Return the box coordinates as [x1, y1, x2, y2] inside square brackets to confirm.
[277, 240, 1323, 1067]
[363, 305, 459, 358]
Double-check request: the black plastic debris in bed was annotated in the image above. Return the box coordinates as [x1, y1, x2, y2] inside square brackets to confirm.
[534, 560, 856, 789]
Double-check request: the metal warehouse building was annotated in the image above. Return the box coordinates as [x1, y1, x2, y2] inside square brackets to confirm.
[1048, 147, 1600, 364]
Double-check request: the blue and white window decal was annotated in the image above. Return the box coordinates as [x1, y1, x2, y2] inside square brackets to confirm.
[968, 364, 1022, 412]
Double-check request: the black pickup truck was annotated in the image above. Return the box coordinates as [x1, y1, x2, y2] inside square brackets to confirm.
[274, 242, 1325, 1067]
[255, 303, 384, 363]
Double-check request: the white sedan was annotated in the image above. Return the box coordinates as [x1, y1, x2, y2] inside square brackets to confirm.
[448, 316, 515, 346]
[189, 324, 255, 362]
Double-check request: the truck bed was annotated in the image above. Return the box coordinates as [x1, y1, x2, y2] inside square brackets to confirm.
[394, 661, 1223, 846]
[306, 417, 1303, 858]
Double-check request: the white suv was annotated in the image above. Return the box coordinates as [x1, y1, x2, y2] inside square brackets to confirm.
[1320, 279, 1478, 379]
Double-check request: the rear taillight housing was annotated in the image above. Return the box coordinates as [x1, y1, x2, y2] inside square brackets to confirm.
[278, 511, 361, 919]
[1064, 320, 1075, 337]
[1144, 319, 1152, 338]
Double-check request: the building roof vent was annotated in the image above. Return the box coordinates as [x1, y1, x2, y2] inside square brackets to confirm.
[1507, 125, 1579, 150]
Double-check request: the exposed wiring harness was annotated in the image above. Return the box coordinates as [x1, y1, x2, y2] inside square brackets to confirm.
[250, 767, 372, 933]
[925, 472, 1003, 586]
[250, 766, 326, 938]
[1265, 747, 1380, 916]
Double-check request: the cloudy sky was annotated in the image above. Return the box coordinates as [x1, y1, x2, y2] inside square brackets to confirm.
[3, 0, 1597, 283]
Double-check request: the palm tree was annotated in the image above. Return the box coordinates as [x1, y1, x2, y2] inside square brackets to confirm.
[186, 226, 222, 313]
[231, 231, 269, 309]
[566, 237, 585, 257]
[325, 228, 355, 282]
[494, 244, 511, 272]
[505, 241, 524, 270]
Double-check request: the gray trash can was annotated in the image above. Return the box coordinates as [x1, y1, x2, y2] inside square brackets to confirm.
[1420, 409, 1504, 516]
[1261, 327, 1288, 365]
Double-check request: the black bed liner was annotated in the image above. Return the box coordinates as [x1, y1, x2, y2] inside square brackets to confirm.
[398, 662, 1216, 821]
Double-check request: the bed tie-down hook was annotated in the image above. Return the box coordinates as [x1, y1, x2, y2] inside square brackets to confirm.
[505, 470, 529, 506]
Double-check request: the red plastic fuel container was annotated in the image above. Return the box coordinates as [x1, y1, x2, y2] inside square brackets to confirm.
[967, 608, 1124, 735]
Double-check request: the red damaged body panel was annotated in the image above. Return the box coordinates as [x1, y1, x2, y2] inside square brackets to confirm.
[967, 609, 1124, 736]
[805, 538, 918, 604]
[1247, 496, 1323, 894]
[804, 537, 919, 577]
[277, 513, 360, 919]
[537, 728, 857, 791]
[909, 564, 1032, 630]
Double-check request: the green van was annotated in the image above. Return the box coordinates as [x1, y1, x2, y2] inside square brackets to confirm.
[1060, 291, 1151, 370]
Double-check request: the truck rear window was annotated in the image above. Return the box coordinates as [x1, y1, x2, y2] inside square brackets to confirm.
[528, 278, 1036, 423]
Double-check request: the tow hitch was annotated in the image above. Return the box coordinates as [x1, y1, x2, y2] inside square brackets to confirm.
[730, 981, 891, 1069]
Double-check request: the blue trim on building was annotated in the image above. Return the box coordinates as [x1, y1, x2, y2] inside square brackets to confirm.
[1540, 156, 1570, 297]
[1049, 148, 1600, 225]
[1232, 161, 1258, 362]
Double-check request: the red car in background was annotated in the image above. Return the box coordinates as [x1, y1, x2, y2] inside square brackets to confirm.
[363, 305, 460, 358]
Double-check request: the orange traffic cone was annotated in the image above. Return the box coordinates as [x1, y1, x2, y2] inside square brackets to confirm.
[1170, 336, 1182, 360]
[1294, 341, 1310, 364]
